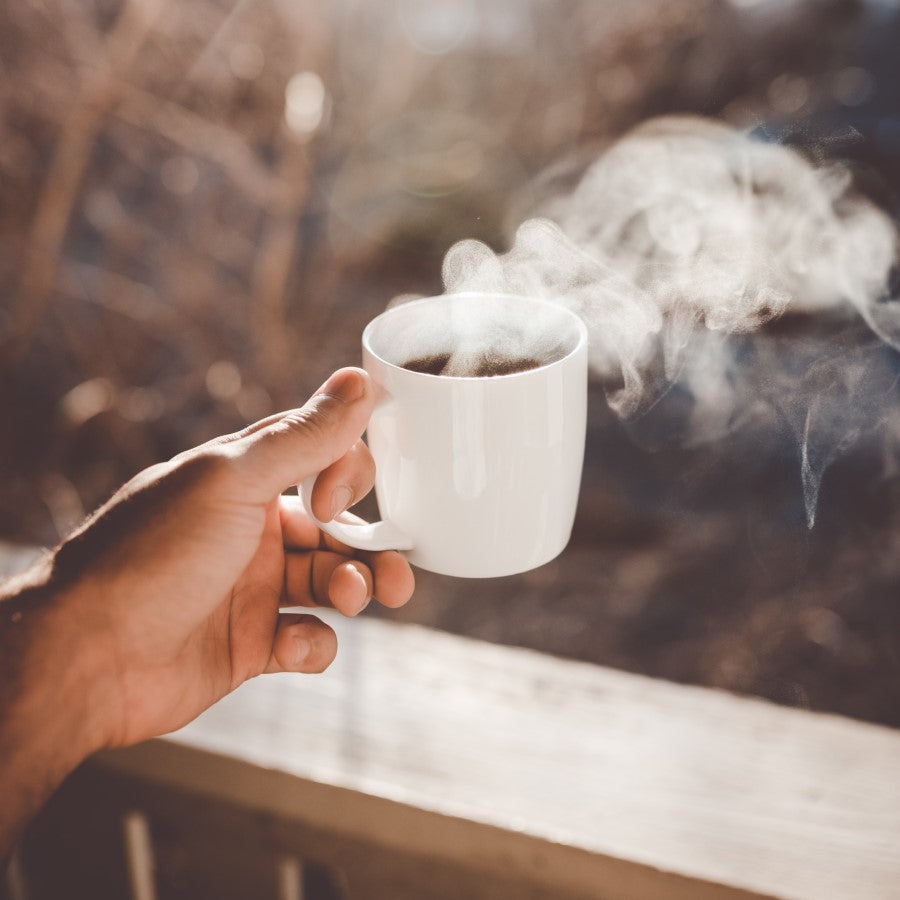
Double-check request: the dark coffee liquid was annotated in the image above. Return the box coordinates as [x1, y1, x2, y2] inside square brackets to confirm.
[402, 352, 543, 377]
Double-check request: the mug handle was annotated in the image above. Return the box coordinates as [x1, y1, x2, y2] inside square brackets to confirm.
[298, 474, 414, 552]
[298, 381, 414, 553]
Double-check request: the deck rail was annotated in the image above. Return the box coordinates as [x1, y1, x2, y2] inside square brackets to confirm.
[3, 543, 900, 899]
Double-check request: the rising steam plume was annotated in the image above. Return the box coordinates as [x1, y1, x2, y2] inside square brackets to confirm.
[442, 116, 900, 526]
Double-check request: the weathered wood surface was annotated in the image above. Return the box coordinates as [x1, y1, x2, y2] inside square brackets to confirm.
[3, 542, 899, 898]
[97, 609, 900, 900]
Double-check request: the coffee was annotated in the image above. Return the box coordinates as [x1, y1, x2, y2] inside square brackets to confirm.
[402, 352, 543, 378]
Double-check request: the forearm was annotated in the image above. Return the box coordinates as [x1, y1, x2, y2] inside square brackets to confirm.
[0, 564, 108, 858]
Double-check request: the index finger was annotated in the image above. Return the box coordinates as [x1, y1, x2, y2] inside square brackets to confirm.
[234, 368, 374, 503]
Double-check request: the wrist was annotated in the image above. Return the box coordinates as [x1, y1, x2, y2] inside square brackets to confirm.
[0, 564, 115, 854]
[1, 567, 113, 772]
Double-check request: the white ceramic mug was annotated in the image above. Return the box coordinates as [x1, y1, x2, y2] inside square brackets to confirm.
[300, 293, 588, 578]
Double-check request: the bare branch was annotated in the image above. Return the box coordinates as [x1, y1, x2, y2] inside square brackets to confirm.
[6, 0, 169, 364]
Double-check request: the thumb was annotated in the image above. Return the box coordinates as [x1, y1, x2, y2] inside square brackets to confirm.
[232, 368, 374, 502]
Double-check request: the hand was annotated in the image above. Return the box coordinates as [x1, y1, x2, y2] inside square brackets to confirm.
[54, 366, 413, 746]
[0, 367, 414, 852]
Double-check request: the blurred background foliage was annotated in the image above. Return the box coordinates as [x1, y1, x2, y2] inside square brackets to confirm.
[2, 0, 899, 725]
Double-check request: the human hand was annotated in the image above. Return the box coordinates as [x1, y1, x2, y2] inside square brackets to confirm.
[7, 367, 413, 759]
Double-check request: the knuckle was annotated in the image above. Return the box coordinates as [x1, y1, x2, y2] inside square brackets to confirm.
[281, 401, 335, 450]
[176, 448, 236, 488]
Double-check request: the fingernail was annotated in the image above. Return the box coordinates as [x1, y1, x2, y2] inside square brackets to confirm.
[348, 563, 370, 612]
[322, 369, 365, 402]
[330, 485, 354, 520]
[293, 636, 312, 666]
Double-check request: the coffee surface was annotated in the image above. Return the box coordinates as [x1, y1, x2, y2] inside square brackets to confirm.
[402, 352, 543, 377]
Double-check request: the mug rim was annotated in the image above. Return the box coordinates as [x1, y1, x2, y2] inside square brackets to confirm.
[362, 292, 588, 381]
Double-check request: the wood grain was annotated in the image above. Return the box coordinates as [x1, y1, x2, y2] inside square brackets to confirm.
[97, 610, 900, 900]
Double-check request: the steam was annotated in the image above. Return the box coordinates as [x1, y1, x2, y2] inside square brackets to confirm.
[377, 296, 573, 375]
[442, 116, 900, 525]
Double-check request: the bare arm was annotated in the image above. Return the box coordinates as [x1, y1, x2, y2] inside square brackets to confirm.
[0, 368, 414, 858]
[0, 566, 110, 852]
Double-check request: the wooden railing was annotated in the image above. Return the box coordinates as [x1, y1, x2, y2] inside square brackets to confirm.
[3, 544, 900, 899]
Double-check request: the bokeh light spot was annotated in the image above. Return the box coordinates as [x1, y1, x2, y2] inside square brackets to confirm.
[119, 387, 166, 423]
[206, 360, 242, 401]
[60, 378, 115, 426]
[767, 74, 810, 114]
[833, 66, 875, 107]
[236, 385, 273, 421]
[284, 71, 327, 136]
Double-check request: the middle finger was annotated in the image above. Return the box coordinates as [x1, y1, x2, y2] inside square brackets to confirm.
[284, 549, 374, 616]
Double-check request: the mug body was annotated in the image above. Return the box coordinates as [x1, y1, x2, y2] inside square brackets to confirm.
[363, 294, 587, 578]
